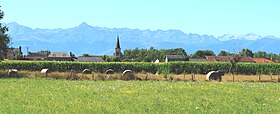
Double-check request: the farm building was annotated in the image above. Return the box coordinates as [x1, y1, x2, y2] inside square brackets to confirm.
[46, 52, 74, 61]
[5, 46, 23, 60]
[75, 57, 105, 62]
[253, 58, 275, 63]
[206, 56, 230, 62]
[239, 56, 254, 62]
[189, 58, 208, 62]
[206, 56, 254, 63]
[154, 59, 160, 63]
[27, 52, 49, 60]
[165, 55, 188, 62]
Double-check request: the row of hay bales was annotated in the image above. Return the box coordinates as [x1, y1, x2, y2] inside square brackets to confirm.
[2, 68, 225, 81]
[2, 68, 142, 81]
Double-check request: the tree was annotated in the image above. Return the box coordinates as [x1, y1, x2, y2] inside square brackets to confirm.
[39, 50, 51, 55]
[192, 50, 215, 58]
[239, 48, 254, 57]
[0, 6, 11, 60]
[102, 55, 106, 60]
[229, 54, 241, 81]
[254, 51, 268, 58]
[82, 54, 91, 57]
[218, 50, 232, 56]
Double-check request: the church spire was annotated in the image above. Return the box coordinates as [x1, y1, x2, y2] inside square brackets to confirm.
[114, 35, 122, 60]
[116, 35, 121, 49]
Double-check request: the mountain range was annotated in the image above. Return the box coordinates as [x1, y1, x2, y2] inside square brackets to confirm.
[4, 22, 280, 56]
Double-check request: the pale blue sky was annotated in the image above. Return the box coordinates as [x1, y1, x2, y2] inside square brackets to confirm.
[1, 0, 280, 37]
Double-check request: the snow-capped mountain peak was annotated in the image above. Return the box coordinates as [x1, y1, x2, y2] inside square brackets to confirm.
[218, 33, 262, 41]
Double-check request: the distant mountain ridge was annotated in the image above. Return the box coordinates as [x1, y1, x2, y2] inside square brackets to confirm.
[4, 22, 280, 55]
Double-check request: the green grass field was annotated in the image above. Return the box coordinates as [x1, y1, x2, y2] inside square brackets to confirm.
[0, 78, 280, 113]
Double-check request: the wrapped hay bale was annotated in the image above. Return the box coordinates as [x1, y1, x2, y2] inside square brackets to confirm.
[105, 69, 114, 80]
[82, 69, 92, 74]
[121, 70, 135, 80]
[206, 70, 224, 82]
[121, 70, 142, 81]
[8, 69, 19, 77]
[41, 69, 50, 77]
[8, 69, 18, 75]
[105, 69, 114, 74]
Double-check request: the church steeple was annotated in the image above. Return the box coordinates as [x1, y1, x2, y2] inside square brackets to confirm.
[116, 35, 121, 49]
[114, 35, 122, 60]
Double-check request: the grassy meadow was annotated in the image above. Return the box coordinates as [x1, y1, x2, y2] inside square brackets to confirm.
[0, 78, 280, 113]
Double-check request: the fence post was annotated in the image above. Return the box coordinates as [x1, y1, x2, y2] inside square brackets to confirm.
[70, 70, 73, 78]
[191, 73, 195, 81]
[183, 73, 186, 81]
[92, 73, 95, 80]
[278, 74, 280, 82]
[145, 73, 148, 81]
[232, 73, 235, 82]
[258, 73, 261, 82]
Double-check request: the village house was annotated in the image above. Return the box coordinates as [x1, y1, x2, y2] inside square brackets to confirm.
[165, 55, 188, 62]
[75, 56, 105, 62]
[189, 58, 208, 62]
[206, 56, 254, 63]
[26, 51, 49, 60]
[45, 52, 74, 61]
[5, 46, 23, 60]
[253, 58, 275, 63]
[154, 59, 160, 63]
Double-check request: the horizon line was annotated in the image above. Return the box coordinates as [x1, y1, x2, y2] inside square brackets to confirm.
[3, 21, 280, 38]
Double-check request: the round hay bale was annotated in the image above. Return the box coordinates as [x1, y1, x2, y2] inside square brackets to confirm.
[8, 69, 18, 75]
[41, 69, 49, 73]
[206, 71, 222, 81]
[105, 69, 114, 74]
[121, 70, 135, 80]
[82, 69, 92, 74]
[41, 69, 50, 77]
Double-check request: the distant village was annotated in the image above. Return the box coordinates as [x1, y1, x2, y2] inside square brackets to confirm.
[2, 35, 276, 64]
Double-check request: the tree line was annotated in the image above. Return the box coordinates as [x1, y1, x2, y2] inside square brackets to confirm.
[123, 47, 187, 62]
[122, 48, 280, 63]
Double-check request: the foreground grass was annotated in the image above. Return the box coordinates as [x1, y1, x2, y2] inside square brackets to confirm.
[0, 78, 280, 113]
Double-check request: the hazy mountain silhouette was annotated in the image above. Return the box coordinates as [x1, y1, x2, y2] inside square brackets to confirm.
[5, 22, 280, 55]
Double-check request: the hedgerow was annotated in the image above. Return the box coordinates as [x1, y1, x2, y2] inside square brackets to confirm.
[0, 61, 279, 75]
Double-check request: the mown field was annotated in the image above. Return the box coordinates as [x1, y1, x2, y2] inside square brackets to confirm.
[0, 78, 280, 113]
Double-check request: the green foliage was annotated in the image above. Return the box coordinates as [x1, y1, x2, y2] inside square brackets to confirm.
[123, 47, 187, 62]
[191, 50, 215, 59]
[239, 48, 254, 57]
[0, 61, 279, 75]
[218, 50, 232, 56]
[0, 6, 11, 60]
[1, 79, 280, 113]
[254, 51, 268, 58]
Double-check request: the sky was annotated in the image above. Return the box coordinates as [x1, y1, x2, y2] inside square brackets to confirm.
[1, 0, 280, 37]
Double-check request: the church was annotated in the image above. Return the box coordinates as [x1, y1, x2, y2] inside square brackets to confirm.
[114, 35, 123, 60]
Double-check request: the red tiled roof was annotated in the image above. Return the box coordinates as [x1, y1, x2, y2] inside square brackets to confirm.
[205, 56, 216, 62]
[206, 56, 254, 63]
[215, 56, 231, 62]
[206, 56, 231, 62]
[239, 56, 254, 62]
[253, 58, 274, 63]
